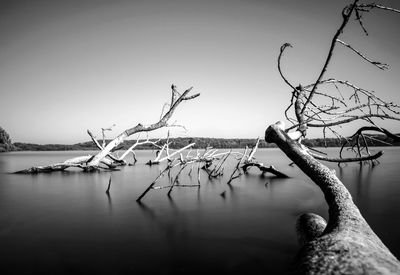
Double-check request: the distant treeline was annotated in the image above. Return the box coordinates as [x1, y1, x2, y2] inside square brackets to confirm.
[12, 135, 400, 151]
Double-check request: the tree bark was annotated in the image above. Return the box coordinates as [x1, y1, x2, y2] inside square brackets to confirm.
[265, 122, 400, 274]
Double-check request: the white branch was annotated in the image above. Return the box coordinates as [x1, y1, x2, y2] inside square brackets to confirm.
[87, 86, 199, 168]
[157, 143, 195, 163]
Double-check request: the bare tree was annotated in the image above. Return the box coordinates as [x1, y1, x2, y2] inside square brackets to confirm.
[266, 1, 400, 273]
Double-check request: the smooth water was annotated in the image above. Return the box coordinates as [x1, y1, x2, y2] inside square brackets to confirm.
[0, 148, 400, 274]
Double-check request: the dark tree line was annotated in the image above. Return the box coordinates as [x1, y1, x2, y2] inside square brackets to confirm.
[11, 134, 400, 152]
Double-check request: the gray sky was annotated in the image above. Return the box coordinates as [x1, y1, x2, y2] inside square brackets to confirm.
[1, 0, 399, 143]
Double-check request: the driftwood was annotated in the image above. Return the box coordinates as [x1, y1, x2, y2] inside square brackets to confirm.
[267, 1, 400, 272]
[265, 122, 400, 274]
[137, 144, 280, 201]
[16, 85, 199, 173]
[241, 162, 288, 178]
[224, 138, 289, 186]
[167, 163, 188, 197]
[309, 151, 383, 163]
[241, 137, 289, 178]
[87, 130, 126, 165]
[136, 162, 201, 201]
[136, 164, 173, 202]
[119, 134, 162, 162]
[146, 142, 195, 165]
[226, 147, 248, 185]
[137, 146, 224, 201]
[15, 155, 109, 173]
[87, 86, 199, 169]
[202, 149, 231, 178]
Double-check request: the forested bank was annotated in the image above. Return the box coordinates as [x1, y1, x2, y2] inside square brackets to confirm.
[9, 134, 400, 151]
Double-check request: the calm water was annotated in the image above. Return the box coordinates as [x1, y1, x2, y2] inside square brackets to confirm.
[1, 148, 400, 274]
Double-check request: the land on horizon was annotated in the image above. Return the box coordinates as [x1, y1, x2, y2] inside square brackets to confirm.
[7, 135, 400, 152]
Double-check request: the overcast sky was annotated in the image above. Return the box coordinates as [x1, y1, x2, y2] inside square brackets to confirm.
[1, 0, 399, 143]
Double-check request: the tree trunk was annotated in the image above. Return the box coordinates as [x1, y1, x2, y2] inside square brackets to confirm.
[265, 122, 400, 274]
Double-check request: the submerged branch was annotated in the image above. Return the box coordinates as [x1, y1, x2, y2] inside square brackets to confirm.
[241, 162, 289, 178]
[309, 150, 383, 163]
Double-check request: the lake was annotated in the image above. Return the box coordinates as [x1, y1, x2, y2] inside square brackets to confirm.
[1, 148, 400, 274]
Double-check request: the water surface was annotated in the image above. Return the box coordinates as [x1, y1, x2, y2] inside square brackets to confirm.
[1, 148, 399, 274]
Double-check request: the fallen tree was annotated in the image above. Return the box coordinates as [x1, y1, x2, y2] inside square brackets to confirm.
[269, 0, 400, 273]
[136, 139, 289, 201]
[16, 85, 199, 173]
[265, 123, 400, 274]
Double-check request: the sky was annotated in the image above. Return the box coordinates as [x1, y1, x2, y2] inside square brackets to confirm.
[0, 0, 399, 144]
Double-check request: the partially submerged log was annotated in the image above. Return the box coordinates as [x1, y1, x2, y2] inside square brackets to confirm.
[15, 154, 120, 173]
[15, 155, 92, 173]
[265, 122, 400, 274]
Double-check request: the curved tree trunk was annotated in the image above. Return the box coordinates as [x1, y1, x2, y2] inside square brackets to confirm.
[265, 122, 400, 274]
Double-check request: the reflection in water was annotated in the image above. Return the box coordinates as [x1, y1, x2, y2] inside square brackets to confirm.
[105, 176, 113, 213]
[1, 149, 400, 274]
[137, 201, 156, 220]
[138, 196, 193, 262]
[338, 163, 345, 179]
[356, 164, 374, 212]
[106, 192, 112, 213]
[197, 185, 201, 205]
[167, 195, 179, 213]
[220, 190, 227, 199]
[337, 163, 375, 211]
[356, 164, 364, 201]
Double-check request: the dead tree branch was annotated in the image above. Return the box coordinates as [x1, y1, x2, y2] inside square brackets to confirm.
[167, 163, 188, 197]
[309, 150, 383, 163]
[17, 85, 198, 173]
[278, 0, 400, 164]
[300, 0, 360, 114]
[226, 147, 248, 185]
[101, 124, 116, 147]
[241, 137, 289, 178]
[86, 85, 199, 169]
[87, 130, 125, 165]
[266, 2, 400, 271]
[242, 162, 289, 178]
[336, 39, 388, 70]
[136, 164, 173, 202]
